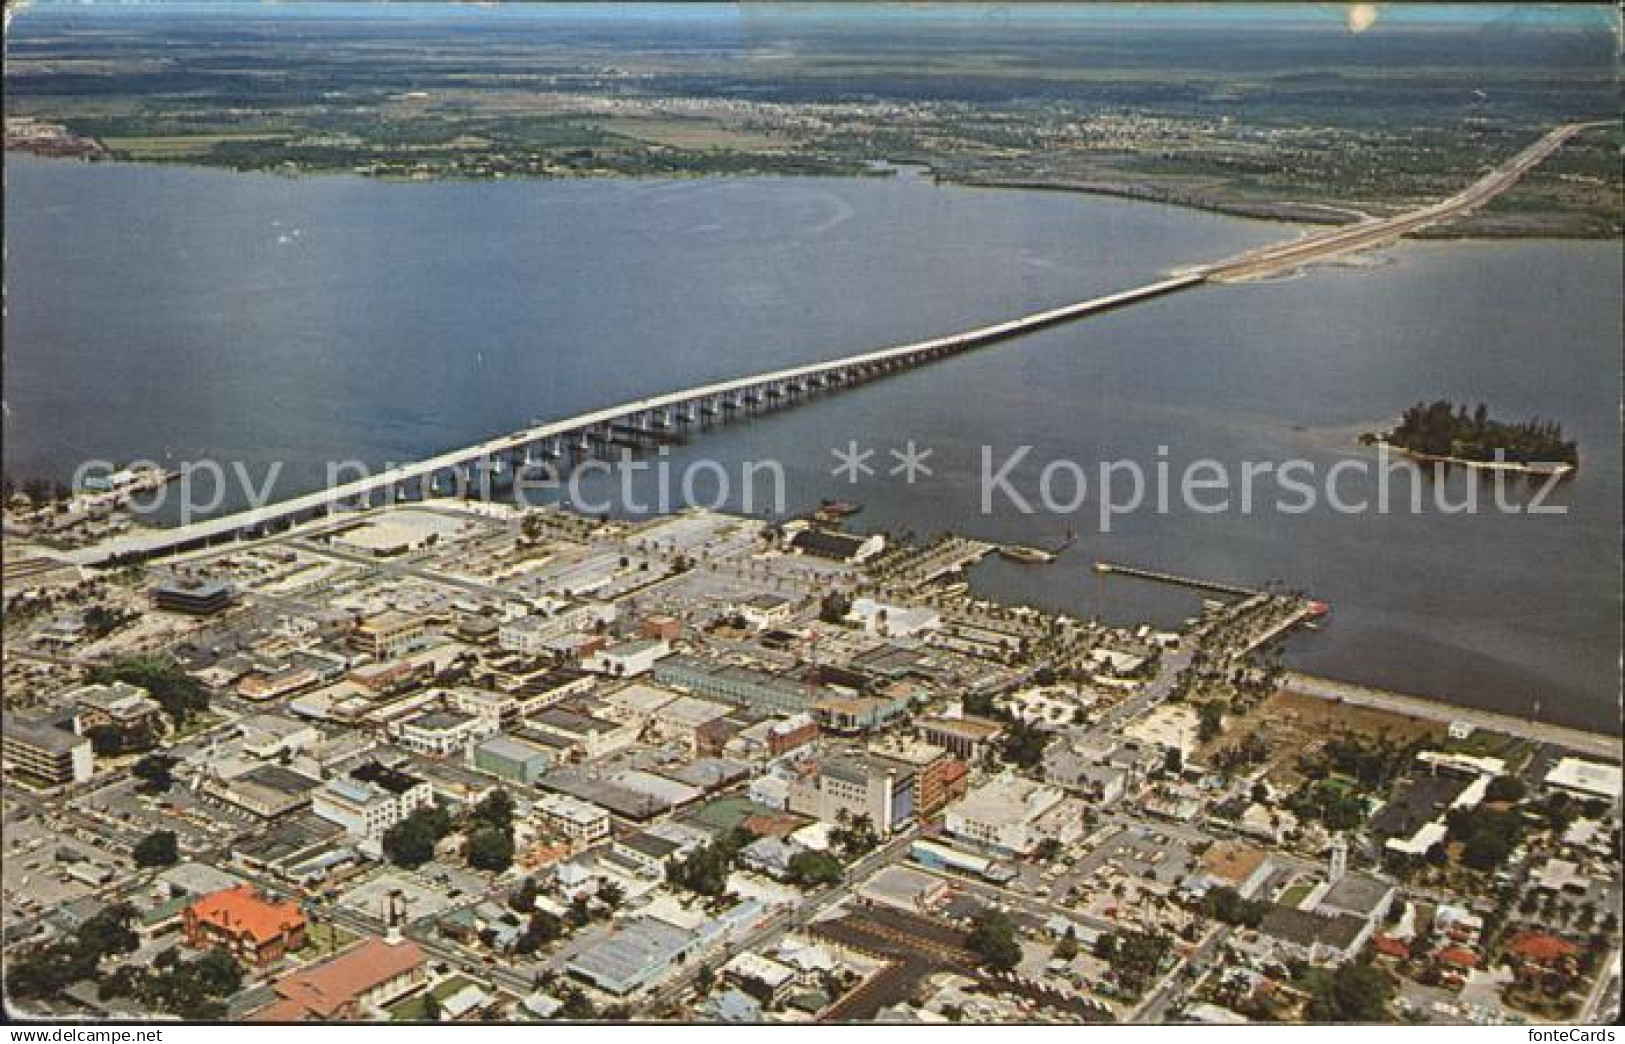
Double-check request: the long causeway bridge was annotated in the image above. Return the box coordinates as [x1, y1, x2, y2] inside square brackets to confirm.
[64, 122, 1599, 567]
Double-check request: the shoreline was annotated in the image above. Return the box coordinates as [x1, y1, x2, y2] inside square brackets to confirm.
[942, 174, 1620, 241]
[1363, 436, 1578, 477]
[1285, 670, 1620, 762]
[7, 146, 1619, 243]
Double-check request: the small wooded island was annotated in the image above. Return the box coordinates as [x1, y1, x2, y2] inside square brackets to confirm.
[1362, 401, 1579, 474]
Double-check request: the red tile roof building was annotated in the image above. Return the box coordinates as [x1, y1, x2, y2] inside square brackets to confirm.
[1504, 931, 1580, 966]
[1371, 933, 1411, 961]
[252, 936, 427, 1021]
[1435, 945, 1480, 970]
[183, 884, 306, 968]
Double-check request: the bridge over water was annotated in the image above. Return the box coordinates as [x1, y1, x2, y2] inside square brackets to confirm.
[63, 123, 1597, 567]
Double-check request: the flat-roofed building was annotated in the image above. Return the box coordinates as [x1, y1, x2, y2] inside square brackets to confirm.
[612, 831, 688, 878]
[392, 708, 495, 758]
[585, 638, 671, 679]
[600, 682, 680, 726]
[67, 681, 167, 739]
[566, 916, 699, 996]
[353, 610, 431, 659]
[238, 664, 321, 703]
[2, 713, 94, 785]
[207, 763, 322, 819]
[1544, 757, 1622, 802]
[815, 690, 910, 735]
[721, 951, 799, 1006]
[654, 655, 819, 717]
[151, 579, 235, 616]
[650, 696, 734, 754]
[534, 792, 611, 850]
[470, 734, 553, 784]
[527, 706, 636, 761]
[868, 737, 966, 817]
[737, 594, 794, 631]
[788, 754, 914, 835]
[727, 715, 819, 763]
[1191, 840, 1274, 900]
[237, 714, 321, 760]
[312, 762, 435, 843]
[498, 614, 563, 659]
[944, 777, 1081, 857]
[1315, 871, 1397, 925]
[446, 685, 519, 727]
[918, 714, 1005, 761]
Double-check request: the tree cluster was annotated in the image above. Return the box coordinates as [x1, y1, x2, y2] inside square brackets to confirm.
[1384, 401, 1577, 466]
[1301, 960, 1394, 1022]
[1446, 806, 1523, 872]
[100, 947, 243, 1020]
[383, 804, 455, 869]
[1199, 886, 1270, 928]
[667, 826, 755, 897]
[132, 829, 180, 868]
[1096, 930, 1170, 999]
[465, 790, 517, 873]
[10, 903, 146, 1002]
[965, 911, 1022, 973]
[88, 656, 209, 727]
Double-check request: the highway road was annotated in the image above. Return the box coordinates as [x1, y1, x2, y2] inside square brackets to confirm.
[1200, 121, 1607, 282]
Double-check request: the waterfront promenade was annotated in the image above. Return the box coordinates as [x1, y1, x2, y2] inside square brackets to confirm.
[1286, 671, 1620, 760]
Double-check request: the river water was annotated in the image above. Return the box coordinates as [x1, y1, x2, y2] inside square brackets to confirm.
[4, 155, 1619, 732]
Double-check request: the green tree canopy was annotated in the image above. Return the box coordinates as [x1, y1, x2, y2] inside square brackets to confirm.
[467, 824, 515, 873]
[787, 850, 843, 888]
[1305, 961, 1394, 1022]
[88, 656, 208, 727]
[132, 829, 180, 868]
[966, 911, 1022, 973]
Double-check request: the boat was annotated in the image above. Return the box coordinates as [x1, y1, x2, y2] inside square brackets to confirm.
[818, 499, 862, 517]
[999, 544, 1057, 565]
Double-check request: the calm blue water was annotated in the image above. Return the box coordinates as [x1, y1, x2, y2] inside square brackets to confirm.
[5, 154, 1620, 732]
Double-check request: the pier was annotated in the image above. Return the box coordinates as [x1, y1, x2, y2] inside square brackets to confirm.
[1092, 560, 1259, 599]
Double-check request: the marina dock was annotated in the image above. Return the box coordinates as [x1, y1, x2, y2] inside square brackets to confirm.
[1092, 560, 1260, 599]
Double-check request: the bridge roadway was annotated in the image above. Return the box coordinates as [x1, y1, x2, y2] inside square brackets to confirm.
[1200, 120, 1604, 282]
[62, 273, 1200, 566]
[62, 122, 1600, 568]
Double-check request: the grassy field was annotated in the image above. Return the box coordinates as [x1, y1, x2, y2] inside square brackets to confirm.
[101, 133, 292, 159]
[605, 117, 786, 152]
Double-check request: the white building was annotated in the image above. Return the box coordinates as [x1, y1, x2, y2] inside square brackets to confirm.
[846, 598, 942, 639]
[499, 604, 618, 658]
[391, 709, 496, 757]
[737, 594, 794, 631]
[446, 686, 518, 727]
[1544, 757, 1622, 802]
[787, 755, 912, 836]
[311, 762, 435, 844]
[237, 714, 321, 760]
[585, 638, 671, 678]
[534, 793, 611, 849]
[944, 777, 1083, 856]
